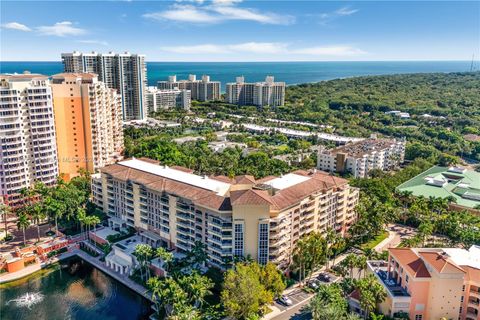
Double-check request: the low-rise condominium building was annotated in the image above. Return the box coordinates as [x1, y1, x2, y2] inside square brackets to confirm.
[0, 73, 58, 206]
[91, 158, 359, 269]
[61, 51, 147, 121]
[145, 86, 191, 113]
[317, 137, 406, 178]
[396, 166, 480, 211]
[157, 75, 220, 102]
[226, 76, 285, 108]
[365, 245, 480, 320]
[51, 73, 124, 181]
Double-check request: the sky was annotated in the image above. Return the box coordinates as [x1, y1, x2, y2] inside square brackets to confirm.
[0, 0, 479, 61]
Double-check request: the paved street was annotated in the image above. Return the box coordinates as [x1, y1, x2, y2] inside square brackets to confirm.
[274, 289, 312, 311]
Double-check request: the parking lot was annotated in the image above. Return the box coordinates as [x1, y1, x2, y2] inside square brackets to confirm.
[274, 289, 312, 311]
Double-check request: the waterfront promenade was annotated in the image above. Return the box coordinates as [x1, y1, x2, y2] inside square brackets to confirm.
[0, 247, 153, 304]
[74, 249, 153, 302]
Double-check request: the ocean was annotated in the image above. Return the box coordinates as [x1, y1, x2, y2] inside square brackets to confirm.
[0, 61, 472, 90]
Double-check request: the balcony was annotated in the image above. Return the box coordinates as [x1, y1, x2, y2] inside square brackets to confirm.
[367, 261, 411, 304]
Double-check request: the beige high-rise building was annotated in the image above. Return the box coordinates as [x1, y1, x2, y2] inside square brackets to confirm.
[157, 74, 221, 102]
[51, 73, 123, 181]
[0, 73, 58, 206]
[226, 76, 285, 107]
[92, 158, 359, 269]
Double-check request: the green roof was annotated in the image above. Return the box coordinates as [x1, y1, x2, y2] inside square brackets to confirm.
[396, 166, 480, 209]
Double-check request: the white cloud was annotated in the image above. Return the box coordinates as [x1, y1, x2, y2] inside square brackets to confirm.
[292, 46, 366, 56]
[316, 6, 359, 25]
[335, 7, 359, 16]
[160, 42, 366, 57]
[144, 1, 294, 25]
[1, 22, 32, 32]
[211, 5, 293, 25]
[37, 21, 86, 37]
[76, 39, 109, 46]
[144, 4, 221, 23]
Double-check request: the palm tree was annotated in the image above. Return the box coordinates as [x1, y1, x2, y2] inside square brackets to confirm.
[134, 243, 154, 281]
[156, 247, 174, 274]
[16, 213, 30, 246]
[356, 274, 387, 319]
[1, 203, 10, 239]
[31, 202, 46, 242]
[356, 255, 367, 279]
[178, 271, 213, 308]
[90, 215, 101, 249]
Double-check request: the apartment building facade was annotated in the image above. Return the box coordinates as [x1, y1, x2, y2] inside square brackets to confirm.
[226, 76, 286, 108]
[92, 158, 359, 269]
[61, 51, 147, 120]
[145, 86, 191, 113]
[0, 73, 58, 206]
[365, 246, 480, 320]
[317, 137, 406, 178]
[157, 75, 220, 102]
[50, 73, 124, 181]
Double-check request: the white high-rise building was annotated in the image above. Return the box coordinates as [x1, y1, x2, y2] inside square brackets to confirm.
[226, 76, 285, 107]
[61, 51, 147, 121]
[157, 74, 220, 101]
[317, 137, 406, 178]
[0, 73, 58, 206]
[145, 87, 191, 113]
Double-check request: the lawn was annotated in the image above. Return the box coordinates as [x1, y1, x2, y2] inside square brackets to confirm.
[359, 230, 389, 250]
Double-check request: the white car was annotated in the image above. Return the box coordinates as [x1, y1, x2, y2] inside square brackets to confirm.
[278, 295, 293, 306]
[308, 280, 319, 289]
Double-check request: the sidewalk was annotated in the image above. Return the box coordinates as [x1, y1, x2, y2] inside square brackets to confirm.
[74, 249, 153, 302]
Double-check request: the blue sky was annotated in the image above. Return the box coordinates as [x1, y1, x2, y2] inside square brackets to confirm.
[1, 0, 479, 61]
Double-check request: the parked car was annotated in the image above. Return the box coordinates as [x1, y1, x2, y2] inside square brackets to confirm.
[318, 273, 331, 282]
[308, 280, 319, 289]
[278, 295, 293, 306]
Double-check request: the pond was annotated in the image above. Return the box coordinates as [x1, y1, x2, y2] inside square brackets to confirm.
[0, 257, 152, 320]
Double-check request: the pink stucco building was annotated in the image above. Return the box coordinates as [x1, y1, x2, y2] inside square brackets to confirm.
[366, 246, 480, 320]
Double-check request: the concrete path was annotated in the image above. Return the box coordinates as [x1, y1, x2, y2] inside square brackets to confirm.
[74, 249, 153, 302]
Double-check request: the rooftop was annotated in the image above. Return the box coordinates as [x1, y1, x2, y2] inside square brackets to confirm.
[396, 166, 480, 209]
[100, 158, 351, 212]
[113, 235, 143, 255]
[119, 158, 231, 196]
[322, 138, 403, 158]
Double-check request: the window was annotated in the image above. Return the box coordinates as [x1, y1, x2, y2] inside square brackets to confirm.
[234, 223, 244, 257]
[257, 222, 269, 265]
[405, 275, 409, 283]
[415, 315, 423, 320]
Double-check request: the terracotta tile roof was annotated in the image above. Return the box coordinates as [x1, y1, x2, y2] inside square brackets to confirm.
[210, 175, 233, 183]
[462, 265, 480, 282]
[100, 164, 231, 211]
[389, 248, 431, 278]
[230, 189, 273, 206]
[349, 289, 361, 301]
[100, 160, 351, 212]
[418, 251, 465, 274]
[235, 175, 256, 184]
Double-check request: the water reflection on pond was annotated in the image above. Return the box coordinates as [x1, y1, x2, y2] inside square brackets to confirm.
[1, 258, 151, 320]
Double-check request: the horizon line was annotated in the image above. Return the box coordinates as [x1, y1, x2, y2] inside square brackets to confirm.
[0, 59, 475, 63]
